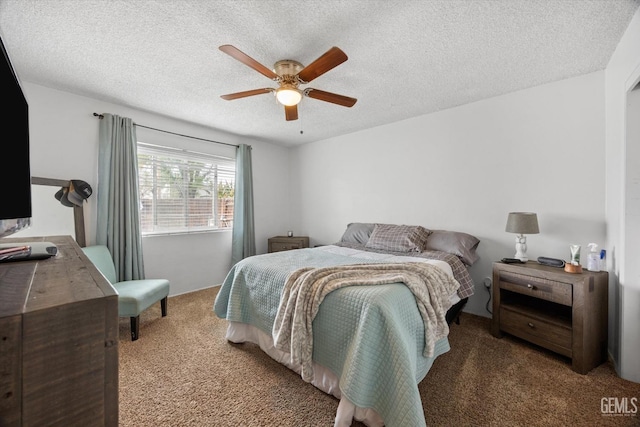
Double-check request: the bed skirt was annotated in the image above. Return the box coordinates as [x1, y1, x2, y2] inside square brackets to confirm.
[225, 321, 385, 427]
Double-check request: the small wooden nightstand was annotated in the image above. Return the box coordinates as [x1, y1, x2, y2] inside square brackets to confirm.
[491, 261, 608, 374]
[268, 236, 309, 253]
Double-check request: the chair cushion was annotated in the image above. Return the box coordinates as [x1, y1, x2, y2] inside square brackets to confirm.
[113, 279, 170, 317]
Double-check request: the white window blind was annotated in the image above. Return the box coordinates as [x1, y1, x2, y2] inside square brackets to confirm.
[137, 143, 235, 235]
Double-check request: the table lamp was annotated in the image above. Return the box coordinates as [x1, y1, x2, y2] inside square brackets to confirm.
[505, 212, 539, 261]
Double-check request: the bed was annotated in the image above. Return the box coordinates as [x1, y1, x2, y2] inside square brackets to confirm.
[213, 223, 479, 426]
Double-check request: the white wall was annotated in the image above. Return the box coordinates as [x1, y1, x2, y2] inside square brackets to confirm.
[291, 71, 607, 318]
[18, 83, 291, 296]
[605, 6, 640, 382]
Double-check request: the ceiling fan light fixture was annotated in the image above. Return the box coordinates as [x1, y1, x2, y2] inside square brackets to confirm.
[219, 45, 356, 120]
[276, 85, 302, 106]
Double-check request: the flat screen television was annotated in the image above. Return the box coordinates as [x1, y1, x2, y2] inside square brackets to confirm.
[0, 30, 32, 238]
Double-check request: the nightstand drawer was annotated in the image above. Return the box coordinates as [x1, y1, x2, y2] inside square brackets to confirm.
[500, 306, 572, 357]
[498, 270, 572, 306]
[270, 242, 302, 252]
[268, 236, 310, 253]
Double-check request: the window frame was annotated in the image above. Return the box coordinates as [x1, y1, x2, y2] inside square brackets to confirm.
[137, 142, 235, 236]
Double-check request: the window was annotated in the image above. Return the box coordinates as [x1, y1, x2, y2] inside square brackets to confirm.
[137, 143, 235, 235]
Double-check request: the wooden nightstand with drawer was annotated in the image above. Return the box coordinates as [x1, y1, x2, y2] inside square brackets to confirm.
[268, 236, 309, 253]
[491, 261, 608, 374]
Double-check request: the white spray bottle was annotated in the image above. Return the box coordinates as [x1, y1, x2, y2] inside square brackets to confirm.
[587, 243, 599, 272]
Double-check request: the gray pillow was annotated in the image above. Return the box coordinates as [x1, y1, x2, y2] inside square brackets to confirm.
[365, 224, 431, 253]
[339, 222, 375, 244]
[425, 230, 480, 266]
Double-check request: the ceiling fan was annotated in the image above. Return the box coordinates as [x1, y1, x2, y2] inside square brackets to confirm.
[219, 45, 357, 121]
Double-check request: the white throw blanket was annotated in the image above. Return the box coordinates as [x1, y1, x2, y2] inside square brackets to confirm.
[272, 262, 460, 382]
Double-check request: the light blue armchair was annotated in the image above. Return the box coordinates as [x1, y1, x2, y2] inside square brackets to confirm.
[82, 245, 170, 341]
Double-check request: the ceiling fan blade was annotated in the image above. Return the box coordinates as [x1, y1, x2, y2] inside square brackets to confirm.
[219, 45, 279, 80]
[297, 47, 348, 83]
[220, 88, 274, 100]
[285, 104, 298, 121]
[305, 89, 357, 107]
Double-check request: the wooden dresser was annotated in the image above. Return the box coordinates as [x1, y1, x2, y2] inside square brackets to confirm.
[0, 235, 118, 426]
[491, 261, 608, 374]
[268, 236, 309, 253]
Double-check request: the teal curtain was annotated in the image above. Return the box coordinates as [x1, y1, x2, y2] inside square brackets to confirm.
[231, 144, 255, 265]
[97, 113, 145, 281]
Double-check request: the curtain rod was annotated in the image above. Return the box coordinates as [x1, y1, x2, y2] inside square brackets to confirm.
[92, 113, 239, 148]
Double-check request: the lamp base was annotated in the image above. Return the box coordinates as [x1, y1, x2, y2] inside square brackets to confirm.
[514, 234, 528, 262]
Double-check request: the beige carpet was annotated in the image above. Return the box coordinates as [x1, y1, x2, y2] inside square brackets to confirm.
[118, 286, 640, 426]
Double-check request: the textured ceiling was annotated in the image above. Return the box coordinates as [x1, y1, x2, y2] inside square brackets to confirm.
[0, 0, 638, 147]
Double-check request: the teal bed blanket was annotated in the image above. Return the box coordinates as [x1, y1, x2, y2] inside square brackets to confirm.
[213, 245, 458, 427]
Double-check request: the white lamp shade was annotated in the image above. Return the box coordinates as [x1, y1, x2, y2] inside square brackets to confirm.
[276, 87, 302, 106]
